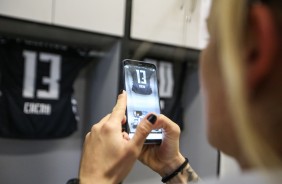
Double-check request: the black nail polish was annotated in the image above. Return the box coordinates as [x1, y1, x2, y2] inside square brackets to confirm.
[119, 89, 124, 94]
[147, 114, 157, 124]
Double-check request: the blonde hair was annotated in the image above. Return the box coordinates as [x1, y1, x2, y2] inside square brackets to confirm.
[215, 0, 282, 168]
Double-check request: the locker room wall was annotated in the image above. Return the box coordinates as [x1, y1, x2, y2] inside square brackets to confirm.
[123, 65, 218, 183]
[181, 67, 218, 178]
[84, 43, 121, 133]
[0, 42, 121, 184]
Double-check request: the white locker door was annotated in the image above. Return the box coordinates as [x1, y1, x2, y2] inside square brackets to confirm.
[183, 0, 202, 49]
[0, 0, 52, 23]
[183, 0, 211, 50]
[131, 0, 186, 47]
[192, 0, 211, 49]
[53, 0, 126, 36]
[131, 0, 211, 50]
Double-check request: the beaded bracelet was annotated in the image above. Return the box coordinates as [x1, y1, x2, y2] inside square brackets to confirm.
[161, 157, 189, 183]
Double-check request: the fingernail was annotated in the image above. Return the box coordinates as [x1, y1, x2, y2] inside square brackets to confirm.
[147, 114, 157, 124]
[119, 89, 124, 94]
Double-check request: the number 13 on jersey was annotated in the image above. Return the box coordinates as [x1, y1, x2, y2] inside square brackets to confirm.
[22, 50, 61, 100]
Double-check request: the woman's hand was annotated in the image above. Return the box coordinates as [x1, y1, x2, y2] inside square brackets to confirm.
[79, 91, 157, 184]
[139, 115, 186, 177]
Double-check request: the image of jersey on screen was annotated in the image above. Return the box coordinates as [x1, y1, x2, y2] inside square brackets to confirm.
[124, 64, 161, 134]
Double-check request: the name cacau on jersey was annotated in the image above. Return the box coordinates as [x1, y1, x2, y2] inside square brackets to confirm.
[23, 102, 52, 115]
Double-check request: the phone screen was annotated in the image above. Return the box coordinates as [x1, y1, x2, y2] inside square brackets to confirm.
[123, 59, 162, 143]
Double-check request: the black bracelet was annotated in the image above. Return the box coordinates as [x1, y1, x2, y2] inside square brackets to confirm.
[66, 178, 79, 184]
[161, 157, 189, 183]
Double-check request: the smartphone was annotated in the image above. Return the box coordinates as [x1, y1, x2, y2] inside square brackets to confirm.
[122, 59, 162, 144]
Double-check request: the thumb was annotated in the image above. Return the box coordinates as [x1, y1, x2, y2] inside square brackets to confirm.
[131, 114, 157, 147]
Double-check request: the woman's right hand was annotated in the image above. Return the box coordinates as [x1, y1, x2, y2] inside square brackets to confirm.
[138, 114, 186, 177]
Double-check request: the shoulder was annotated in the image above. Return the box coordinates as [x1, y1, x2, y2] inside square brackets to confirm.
[202, 170, 282, 184]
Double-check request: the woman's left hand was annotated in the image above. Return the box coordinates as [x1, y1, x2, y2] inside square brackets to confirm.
[79, 91, 156, 184]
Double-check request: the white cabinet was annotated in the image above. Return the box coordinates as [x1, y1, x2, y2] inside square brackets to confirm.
[131, 0, 185, 47]
[131, 0, 211, 49]
[197, 0, 212, 49]
[53, 0, 126, 36]
[0, 0, 126, 37]
[0, 0, 210, 46]
[0, 0, 53, 23]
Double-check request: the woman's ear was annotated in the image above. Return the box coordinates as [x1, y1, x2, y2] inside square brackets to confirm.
[247, 4, 278, 89]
